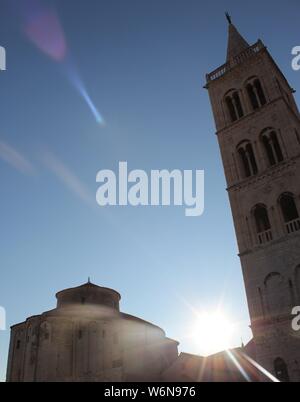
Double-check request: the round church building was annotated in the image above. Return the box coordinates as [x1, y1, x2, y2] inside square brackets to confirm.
[6, 282, 179, 382]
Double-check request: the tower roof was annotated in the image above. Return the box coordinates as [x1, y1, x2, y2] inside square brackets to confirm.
[226, 16, 249, 62]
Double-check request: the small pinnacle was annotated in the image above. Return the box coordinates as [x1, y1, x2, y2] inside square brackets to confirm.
[225, 12, 232, 25]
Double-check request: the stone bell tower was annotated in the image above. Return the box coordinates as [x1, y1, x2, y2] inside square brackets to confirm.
[205, 15, 300, 381]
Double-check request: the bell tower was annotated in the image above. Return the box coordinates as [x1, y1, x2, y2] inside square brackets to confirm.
[206, 16, 300, 381]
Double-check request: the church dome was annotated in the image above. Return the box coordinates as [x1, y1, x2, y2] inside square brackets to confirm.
[55, 281, 121, 311]
[8, 281, 179, 382]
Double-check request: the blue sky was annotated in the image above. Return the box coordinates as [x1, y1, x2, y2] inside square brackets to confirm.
[0, 0, 300, 381]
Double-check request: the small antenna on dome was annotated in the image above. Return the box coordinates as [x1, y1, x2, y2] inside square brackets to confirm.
[88, 277, 91, 284]
[225, 12, 232, 25]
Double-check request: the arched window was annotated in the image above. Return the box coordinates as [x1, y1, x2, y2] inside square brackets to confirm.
[261, 129, 284, 166]
[279, 193, 300, 234]
[246, 77, 267, 110]
[246, 84, 259, 110]
[238, 148, 250, 177]
[246, 144, 258, 175]
[274, 358, 290, 382]
[253, 204, 272, 244]
[225, 96, 237, 122]
[225, 90, 244, 123]
[254, 79, 267, 106]
[237, 141, 258, 178]
[233, 92, 244, 118]
[264, 272, 291, 316]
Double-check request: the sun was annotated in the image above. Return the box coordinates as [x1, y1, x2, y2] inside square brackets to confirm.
[190, 311, 234, 356]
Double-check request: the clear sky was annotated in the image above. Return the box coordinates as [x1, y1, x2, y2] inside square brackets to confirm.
[0, 0, 300, 381]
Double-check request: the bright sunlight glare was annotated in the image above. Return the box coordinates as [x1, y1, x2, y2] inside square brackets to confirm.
[191, 311, 235, 357]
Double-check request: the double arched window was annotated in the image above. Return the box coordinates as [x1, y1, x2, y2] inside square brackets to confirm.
[261, 129, 284, 166]
[279, 193, 300, 234]
[250, 194, 299, 245]
[237, 141, 258, 178]
[225, 90, 244, 122]
[224, 77, 267, 125]
[236, 128, 284, 182]
[246, 77, 267, 110]
[253, 204, 272, 244]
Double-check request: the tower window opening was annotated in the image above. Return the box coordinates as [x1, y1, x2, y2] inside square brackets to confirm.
[238, 148, 251, 177]
[261, 130, 284, 166]
[274, 358, 290, 382]
[233, 92, 244, 118]
[254, 79, 266, 106]
[226, 96, 237, 122]
[16, 340, 21, 350]
[247, 84, 259, 110]
[253, 204, 272, 244]
[279, 193, 300, 234]
[237, 141, 258, 178]
[246, 144, 258, 175]
[225, 90, 244, 123]
[264, 272, 291, 316]
[246, 78, 266, 110]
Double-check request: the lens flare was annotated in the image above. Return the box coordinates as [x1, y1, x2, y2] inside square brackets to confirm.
[66, 63, 105, 125]
[23, 3, 67, 61]
[226, 350, 252, 382]
[191, 311, 234, 356]
[240, 352, 280, 382]
[11, 0, 104, 124]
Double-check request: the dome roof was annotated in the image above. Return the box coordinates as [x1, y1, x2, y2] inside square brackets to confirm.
[56, 281, 121, 310]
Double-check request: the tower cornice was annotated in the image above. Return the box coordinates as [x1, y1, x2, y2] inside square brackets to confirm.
[239, 230, 300, 257]
[205, 40, 265, 87]
[227, 154, 300, 193]
[215, 96, 300, 136]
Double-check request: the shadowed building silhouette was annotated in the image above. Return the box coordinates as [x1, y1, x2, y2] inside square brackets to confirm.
[6, 282, 273, 382]
[205, 17, 300, 381]
[6, 282, 179, 382]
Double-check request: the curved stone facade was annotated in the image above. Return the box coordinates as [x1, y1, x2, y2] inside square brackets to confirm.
[6, 282, 179, 382]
